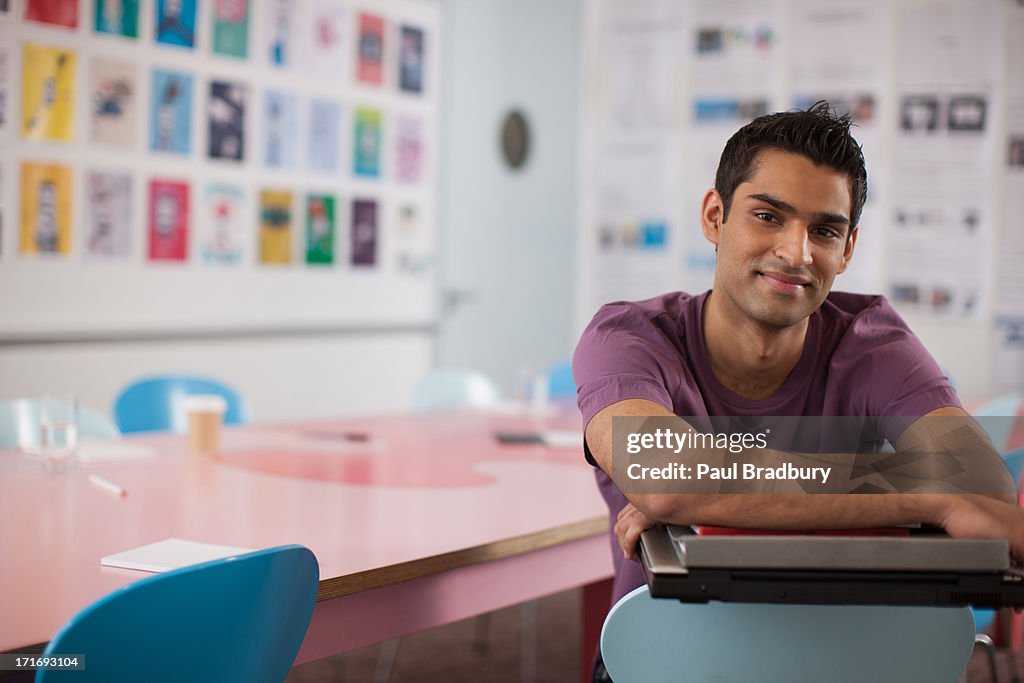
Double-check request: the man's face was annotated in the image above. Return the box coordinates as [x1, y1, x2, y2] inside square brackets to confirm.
[702, 149, 857, 329]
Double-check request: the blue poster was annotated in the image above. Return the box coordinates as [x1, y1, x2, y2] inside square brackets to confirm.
[309, 99, 340, 174]
[155, 0, 196, 48]
[263, 90, 298, 169]
[149, 69, 193, 154]
[399, 26, 424, 94]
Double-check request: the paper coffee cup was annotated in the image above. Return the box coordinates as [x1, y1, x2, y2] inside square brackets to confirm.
[184, 395, 227, 455]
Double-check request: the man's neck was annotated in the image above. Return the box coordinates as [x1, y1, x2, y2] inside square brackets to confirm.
[702, 289, 809, 400]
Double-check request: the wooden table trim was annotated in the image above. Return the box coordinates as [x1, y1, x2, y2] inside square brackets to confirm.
[318, 515, 607, 600]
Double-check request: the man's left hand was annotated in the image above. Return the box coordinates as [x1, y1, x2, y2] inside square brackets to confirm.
[615, 502, 658, 560]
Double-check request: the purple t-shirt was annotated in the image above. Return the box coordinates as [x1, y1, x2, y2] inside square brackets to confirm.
[573, 290, 959, 603]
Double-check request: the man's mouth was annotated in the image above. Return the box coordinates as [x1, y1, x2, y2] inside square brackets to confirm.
[758, 271, 811, 294]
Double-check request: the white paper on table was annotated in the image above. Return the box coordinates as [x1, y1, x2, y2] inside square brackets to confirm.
[76, 437, 157, 463]
[101, 538, 256, 573]
[541, 430, 585, 449]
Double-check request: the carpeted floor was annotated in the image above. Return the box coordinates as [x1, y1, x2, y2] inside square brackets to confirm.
[287, 589, 1021, 683]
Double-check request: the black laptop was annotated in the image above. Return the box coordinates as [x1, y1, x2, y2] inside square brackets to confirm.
[639, 525, 1024, 608]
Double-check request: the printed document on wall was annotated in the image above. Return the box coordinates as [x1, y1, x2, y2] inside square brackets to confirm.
[887, 1, 1001, 320]
[585, 0, 686, 310]
[995, 13, 1024, 319]
[787, 0, 890, 296]
[683, 0, 782, 294]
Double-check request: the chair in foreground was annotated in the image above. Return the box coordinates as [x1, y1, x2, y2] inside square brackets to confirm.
[0, 398, 119, 449]
[411, 368, 501, 411]
[37, 544, 319, 683]
[113, 375, 249, 434]
[602, 586, 975, 683]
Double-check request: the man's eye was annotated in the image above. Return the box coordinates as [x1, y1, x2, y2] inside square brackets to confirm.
[755, 212, 778, 223]
[813, 227, 841, 239]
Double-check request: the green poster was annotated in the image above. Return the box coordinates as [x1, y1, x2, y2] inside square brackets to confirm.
[212, 0, 249, 59]
[353, 108, 382, 177]
[95, 0, 140, 38]
[306, 195, 335, 265]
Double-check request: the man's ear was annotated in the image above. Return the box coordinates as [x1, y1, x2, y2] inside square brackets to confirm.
[701, 189, 725, 247]
[837, 226, 858, 274]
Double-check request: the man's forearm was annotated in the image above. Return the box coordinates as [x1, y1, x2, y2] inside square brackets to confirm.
[635, 492, 949, 531]
[613, 414, 1015, 499]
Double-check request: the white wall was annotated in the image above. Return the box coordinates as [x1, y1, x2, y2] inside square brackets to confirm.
[0, 331, 432, 421]
[2, 0, 586, 420]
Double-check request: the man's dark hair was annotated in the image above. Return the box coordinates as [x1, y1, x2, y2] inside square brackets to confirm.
[714, 101, 868, 232]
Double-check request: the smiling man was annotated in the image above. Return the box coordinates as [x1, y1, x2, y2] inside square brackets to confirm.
[574, 102, 1024, 682]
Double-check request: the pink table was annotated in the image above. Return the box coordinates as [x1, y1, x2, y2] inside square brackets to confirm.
[0, 410, 612, 675]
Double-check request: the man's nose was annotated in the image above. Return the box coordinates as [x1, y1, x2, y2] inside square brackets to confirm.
[773, 224, 812, 268]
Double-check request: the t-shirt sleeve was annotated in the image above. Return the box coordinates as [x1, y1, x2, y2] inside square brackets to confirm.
[842, 297, 961, 441]
[573, 302, 679, 465]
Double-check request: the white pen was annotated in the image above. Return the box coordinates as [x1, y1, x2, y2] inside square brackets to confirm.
[88, 474, 127, 497]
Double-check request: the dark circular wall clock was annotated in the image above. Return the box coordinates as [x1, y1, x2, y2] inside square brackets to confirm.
[500, 110, 530, 170]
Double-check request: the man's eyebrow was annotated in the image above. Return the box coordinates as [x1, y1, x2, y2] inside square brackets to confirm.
[746, 193, 850, 227]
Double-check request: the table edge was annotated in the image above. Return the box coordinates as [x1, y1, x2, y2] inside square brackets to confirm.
[317, 515, 608, 600]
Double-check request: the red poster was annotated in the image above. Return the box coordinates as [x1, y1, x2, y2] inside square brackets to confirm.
[356, 13, 384, 85]
[25, 0, 79, 28]
[148, 180, 189, 261]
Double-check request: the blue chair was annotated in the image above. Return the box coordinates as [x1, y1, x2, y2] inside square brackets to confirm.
[411, 369, 500, 411]
[602, 585, 975, 683]
[972, 393, 1023, 454]
[545, 360, 576, 401]
[0, 398, 119, 449]
[37, 544, 319, 683]
[113, 375, 249, 434]
[381, 368, 503, 679]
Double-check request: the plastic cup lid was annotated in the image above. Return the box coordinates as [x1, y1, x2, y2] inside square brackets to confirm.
[183, 394, 228, 413]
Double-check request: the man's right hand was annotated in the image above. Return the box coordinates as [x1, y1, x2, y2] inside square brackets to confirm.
[938, 494, 1024, 563]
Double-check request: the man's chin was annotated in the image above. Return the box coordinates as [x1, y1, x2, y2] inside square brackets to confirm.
[746, 304, 814, 330]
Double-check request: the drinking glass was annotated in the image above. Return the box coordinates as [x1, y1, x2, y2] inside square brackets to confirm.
[39, 394, 78, 472]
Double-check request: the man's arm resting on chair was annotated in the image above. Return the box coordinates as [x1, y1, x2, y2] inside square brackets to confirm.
[586, 399, 1024, 561]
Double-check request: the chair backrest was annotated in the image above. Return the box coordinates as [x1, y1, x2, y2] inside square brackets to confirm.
[602, 586, 975, 683]
[546, 360, 576, 400]
[0, 398, 119, 449]
[113, 375, 249, 434]
[1004, 448, 1024, 488]
[411, 368, 501, 411]
[972, 393, 1022, 454]
[37, 544, 319, 683]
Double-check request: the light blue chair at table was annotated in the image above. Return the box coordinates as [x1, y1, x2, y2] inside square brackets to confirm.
[0, 398, 119, 449]
[113, 375, 250, 434]
[602, 585, 976, 683]
[972, 393, 1023, 455]
[36, 544, 319, 683]
[408, 368, 537, 680]
[545, 360, 577, 401]
[411, 368, 501, 411]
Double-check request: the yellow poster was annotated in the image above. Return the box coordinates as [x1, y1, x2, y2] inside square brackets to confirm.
[259, 190, 292, 264]
[20, 162, 73, 255]
[22, 44, 76, 142]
